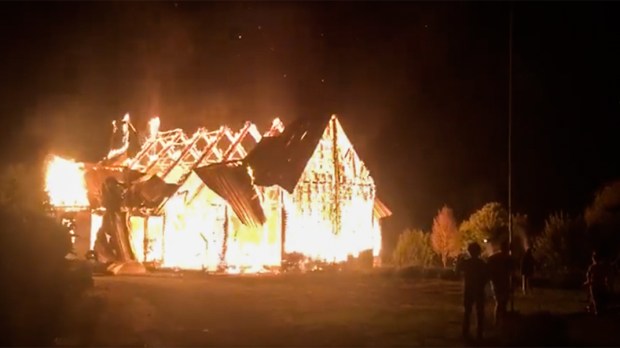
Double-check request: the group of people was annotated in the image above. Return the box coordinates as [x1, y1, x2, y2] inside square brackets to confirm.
[456, 240, 615, 342]
[455, 241, 516, 341]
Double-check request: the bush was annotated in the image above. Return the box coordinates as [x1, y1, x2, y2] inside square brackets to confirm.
[0, 160, 92, 345]
[281, 252, 306, 272]
[393, 228, 436, 268]
[534, 212, 589, 277]
[0, 207, 77, 345]
[353, 249, 375, 269]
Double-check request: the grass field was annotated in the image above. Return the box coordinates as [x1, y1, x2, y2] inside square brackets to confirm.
[57, 271, 620, 346]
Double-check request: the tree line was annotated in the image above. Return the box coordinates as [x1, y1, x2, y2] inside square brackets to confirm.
[393, 180, 620, 277]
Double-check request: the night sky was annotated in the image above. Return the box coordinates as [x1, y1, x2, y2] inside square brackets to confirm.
[2, 2, 620, 238]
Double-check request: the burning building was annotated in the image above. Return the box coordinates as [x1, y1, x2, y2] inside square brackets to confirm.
[45, 113, 391, 274]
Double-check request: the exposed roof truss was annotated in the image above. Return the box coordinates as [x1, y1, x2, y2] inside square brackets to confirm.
[125, 122, 263, 185]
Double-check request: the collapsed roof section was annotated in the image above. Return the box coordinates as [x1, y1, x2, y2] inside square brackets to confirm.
[243, 114, 332, 193]
[194, 161, 266, 228]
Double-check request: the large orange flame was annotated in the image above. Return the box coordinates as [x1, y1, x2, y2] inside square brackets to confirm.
[44, 116, 384, 274]
[45, 156, 89, 209]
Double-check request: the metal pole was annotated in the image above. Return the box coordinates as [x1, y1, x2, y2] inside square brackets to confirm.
[508, 4, 515, 313]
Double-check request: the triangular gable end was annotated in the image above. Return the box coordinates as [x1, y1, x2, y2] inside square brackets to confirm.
[293, 115, 375, 190]
[293, 115, 391, 219]
[330, 117, 392, 219]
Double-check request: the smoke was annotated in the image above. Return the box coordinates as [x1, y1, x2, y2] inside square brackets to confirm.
[1, 2, 442, 228]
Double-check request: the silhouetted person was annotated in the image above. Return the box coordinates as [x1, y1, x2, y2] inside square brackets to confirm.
[521, 247, 535, 295]
[487, 241, 514, 326]
[456, 242, 489, 341]
[584, 251, 610, 315]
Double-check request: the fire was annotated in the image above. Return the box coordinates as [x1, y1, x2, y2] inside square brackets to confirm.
[148, 116, 160, 139]
[45, 156, 89, 209]
[43, 115, 389, 275]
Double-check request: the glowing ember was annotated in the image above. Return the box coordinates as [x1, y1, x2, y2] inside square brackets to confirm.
[266, 117, 285, 135]
[45, 156, 89, 209]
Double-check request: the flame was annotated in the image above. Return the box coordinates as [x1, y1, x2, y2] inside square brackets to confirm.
[282, 192, 376, 263]
[247, 165, 255, 184]
[148, 116, 160, 139]
[265, 117, 285, 136]
[155, 117, 380, 272]
[281, 118, 380, 264]
[50, 114, 384, 274]
[45, 156, 89, 209]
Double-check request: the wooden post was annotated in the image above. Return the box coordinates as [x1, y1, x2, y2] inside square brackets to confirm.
[331, 116, 341, 236]
[161, 214, 166, 266]
[220, 204, 229, 271]
[280, 189, 286, 265]
[143, 216, 148, 263]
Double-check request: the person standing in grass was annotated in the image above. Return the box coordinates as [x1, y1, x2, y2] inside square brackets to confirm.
[521, 247, 536, 295]
[456, 242, 489, 341]
[584, 251, 610, 316]
[487, 241, 514, 326]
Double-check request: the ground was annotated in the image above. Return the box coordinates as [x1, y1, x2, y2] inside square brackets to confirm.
[58, 271, 620, 346]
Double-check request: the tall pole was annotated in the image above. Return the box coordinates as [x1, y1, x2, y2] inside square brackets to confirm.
[508, 4, 515, 312]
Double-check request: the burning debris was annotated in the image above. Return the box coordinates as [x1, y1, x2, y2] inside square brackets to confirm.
[45, 114, 391, 275]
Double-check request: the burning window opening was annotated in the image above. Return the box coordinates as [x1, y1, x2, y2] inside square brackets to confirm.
[44, 114, 391, 275]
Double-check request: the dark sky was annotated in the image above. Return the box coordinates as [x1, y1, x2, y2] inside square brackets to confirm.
[2, 2, 620, 237]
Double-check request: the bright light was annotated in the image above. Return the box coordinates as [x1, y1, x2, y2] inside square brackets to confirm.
[47, 116, 386, 274]
[45, 156, 89, 209]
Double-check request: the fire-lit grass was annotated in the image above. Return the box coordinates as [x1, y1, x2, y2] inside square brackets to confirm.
[57, 272, 617, 346]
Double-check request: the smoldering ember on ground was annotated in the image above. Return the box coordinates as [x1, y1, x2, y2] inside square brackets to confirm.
[46, 113, 391, 274]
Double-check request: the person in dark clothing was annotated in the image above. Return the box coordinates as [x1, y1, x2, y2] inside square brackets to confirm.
[521, 247, 535, 295]
[584, 251, 610, 316]
[487, 241, 514, 326]
[456, 242, 489, 341]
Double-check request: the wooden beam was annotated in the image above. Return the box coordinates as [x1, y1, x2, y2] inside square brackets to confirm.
[160, 129, 207, 182]
[143, 132, 185, 176]
[153, 129, 227, 215]
[222, 122, 253, 160]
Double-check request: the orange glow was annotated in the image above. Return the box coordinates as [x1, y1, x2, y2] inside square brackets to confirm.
[45, 156, 89, 209]
[281, 117, 379, 264]
[45, 116, 387, 273]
